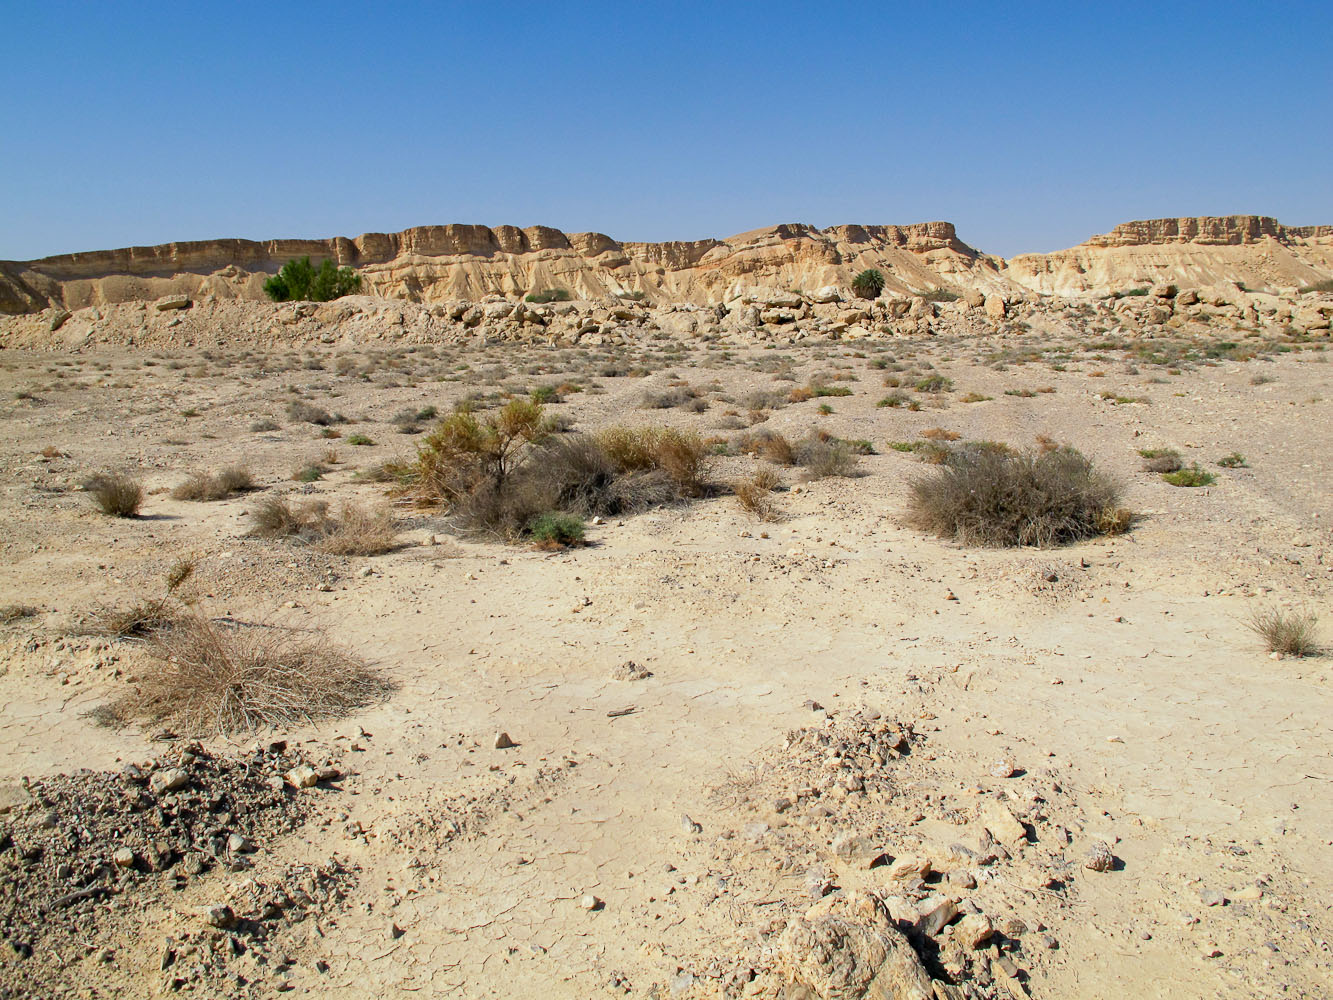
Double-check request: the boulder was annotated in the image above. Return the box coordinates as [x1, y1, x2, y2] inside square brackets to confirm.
[979, 800, 1027, 849]
[984, 294, 1007, 321]
[810, 285, 843, 304]
[1151, 282, 1178, 299]
[1175, 288, 1200, 306]
[154, 294, 191, 311]
[49, 309, 71, 332]
[777, 891, 934, 1000]
[961, 289, 985, 309]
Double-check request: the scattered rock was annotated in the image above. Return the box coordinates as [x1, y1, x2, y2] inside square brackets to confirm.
[579, 894, 602, 911]
[1083, 841, 1115, 872]
[610, 661, 652, 681]
[493, 731, 516, 749]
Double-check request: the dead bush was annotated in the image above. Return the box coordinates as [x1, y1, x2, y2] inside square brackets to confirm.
[1246, 605, 1319, 656]
[79, 597, 179, 639]
[102, 615, 389, 736]
[907, 446, 1127, 548]
[0, 604, 39, 624]
[250, 498, 398, 555]
[171, 466, 255, 501]
[736, 429, 795, 466]
[734, 467, 782, 521]
[793, 433, 861, 479]
[1138, 448, 1183, 473]
[286, 400, 339, 425]
[84, 472, 143, 517]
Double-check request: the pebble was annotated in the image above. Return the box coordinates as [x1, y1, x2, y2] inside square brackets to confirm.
[112, 847, 135, 868]
[1200, 889, 1227, 907]
[202, 905, 235, 929]
[493, 731, 516, 749]
[284, 765, 319, 789]
[680, 814, 702, 834]
[1083, 841, 1115, 872]
[149, 768, 189, 795]
[989, 758, 1017, 778]
[579, 894, 601, 911]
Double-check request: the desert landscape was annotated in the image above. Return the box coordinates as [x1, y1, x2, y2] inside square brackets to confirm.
[0, 213, 1329, 999]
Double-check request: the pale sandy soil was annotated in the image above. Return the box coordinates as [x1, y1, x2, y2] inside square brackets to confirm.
[0, 331, 1329, 999]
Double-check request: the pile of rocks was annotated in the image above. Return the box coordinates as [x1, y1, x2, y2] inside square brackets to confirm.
[0, 741, 345, 996]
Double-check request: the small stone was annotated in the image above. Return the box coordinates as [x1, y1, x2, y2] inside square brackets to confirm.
[183, 854, 208, 876]
[316, 765, 341, 782]
[1200, 889, 1227, 907]
[680, 814, 702, 834]
[955, 913, 994, 949]
[914, 895, 959, 936]
[948, 870, 977, 890]
[493, 731, 516, 749]
[579, 894, 601, 911]
[284, 765, 319, 789]
[1232, 885, 1263, 902]
[1084, 841, 1115, 872]
[226, 834, 252, 854]
[388, 922, 404, 939]
[112, 847, 135, 869]
[803, 699, 824, 712]
[886, 856, 932, 881]
[831, 833, 884, 869]
[989, 758, 1017, 778]
[149, 768, 189, 795]
[610, 661, 651, 681]
[202, 905, 235, 929]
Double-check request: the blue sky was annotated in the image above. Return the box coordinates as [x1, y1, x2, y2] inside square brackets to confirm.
[3, 1, 1329, 259]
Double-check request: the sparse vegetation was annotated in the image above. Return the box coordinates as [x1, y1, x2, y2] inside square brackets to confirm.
[1138, 448, 1183, 473]
[794, 432, 861, 480]
[83, 472, 143, 517]
[264, 256, 362, 303]
[101, 615, 389, 735]
[525, 288, 573, 304]
[286, 400, 339, 426]
[528, 512, 586, 547]
[914, 374, 953, 393]
[171, 467, 255, 501]
[250, 498, 400, 555]
[906, 446, 1128, 547]
[1247, 605, 1319, 656]
[0, 604, 39, 624]
[1217, 452, 1248, 468]
[1162, 464, 1215, 487]
[734, 466, 782, 521]
[80, 597, 179, 639]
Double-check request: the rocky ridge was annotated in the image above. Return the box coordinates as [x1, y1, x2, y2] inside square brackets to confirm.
[2, 216, 1329, 318]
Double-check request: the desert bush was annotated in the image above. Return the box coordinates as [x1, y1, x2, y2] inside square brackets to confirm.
[852, 269, 885, 299]
[1138, 448, 1182, 473]
[1217, 452, 1248, 468]
[1301, 278, 1333, 294]
[84, 472, 143, 517]
[286, 400, 338, 425]
[906, 446, 1128, 548]
[0, 604, 38, 624]
[250, 418, 280, 432]
[250, 496, 332, 540]
[793, 433, 861, 479]
[528, 512, 586, 547]
[1246, 605, 1319, 656]
[735, 429, 795, 465]
[525, 288, 573, 304]
[264, 257, 362, 303]
[413, 399, 547, 510]
[640, 386, 700, 409]
[313, 503, 401, 556]
[921, 427, 960, 442]
[346, 433, 375, 446]
[914, 374, 953, 393]
[80, 597, 179, 639]
[1162, 464, 1215, 487]
[921, 288, 959, 303]
[102, 615, 388, 735]
[734, 467, 782, 521]
[171, 467, 254, 501]
[878, 391, 909, 408]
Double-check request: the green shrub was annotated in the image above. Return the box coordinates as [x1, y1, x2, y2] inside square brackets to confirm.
[851, 269, 886, 299]
[1162, 464, 1215, 487]
[793, 432, 861, 479]
[1138, 448, 1182, 473]
[528, 512, 586, 546]
[921, 288, 959, 303]
[264, 257, 362, 302]
[878, 392, 910, 408]
[907, 446, 1128, 547]
[1217, 452, 1248, 468]
[346, 433, 374, 446]
[525, 288, 573, 304]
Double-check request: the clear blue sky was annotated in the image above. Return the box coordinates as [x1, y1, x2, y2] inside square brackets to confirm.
[3, 1, 1329, 260]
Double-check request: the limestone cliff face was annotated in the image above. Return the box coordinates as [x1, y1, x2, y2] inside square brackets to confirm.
[0, 221, 1008, 314]
[2, 216, 1329, 314]
[1003, 216, 1333, 296]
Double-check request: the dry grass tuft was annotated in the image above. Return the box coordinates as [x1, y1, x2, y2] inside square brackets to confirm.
[103, 616, 390, 736]
[0, 604, 39, 624]
[793, 432, 861, 480]
[84, 471, 143, 517]
[171, 466, 255, 501]
[250, 498, 400, 555]
[80, 597, 179, 639]
[1246, 606, 1319, 656]
[907, 446, 1127, 548]
[735, 429, 795, 466]
[734, 467, 782, 521]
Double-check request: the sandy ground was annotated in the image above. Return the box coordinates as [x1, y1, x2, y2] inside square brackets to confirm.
[0, 329, 1330, 999]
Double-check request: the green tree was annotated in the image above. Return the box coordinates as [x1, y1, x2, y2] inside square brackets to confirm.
[851, 268, 886, 299]
[264, 257, 362, 302]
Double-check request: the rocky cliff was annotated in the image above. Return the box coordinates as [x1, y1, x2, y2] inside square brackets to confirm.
[1, 216, 1329, 316]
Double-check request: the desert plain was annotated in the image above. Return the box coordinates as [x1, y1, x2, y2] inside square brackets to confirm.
[0, 216, 1330, 999]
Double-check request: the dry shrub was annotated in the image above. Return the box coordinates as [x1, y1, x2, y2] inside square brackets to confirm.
[1247, 606, 1319, 656]
[1139, 448, 1182, 473]
[907, 446, 1127, 548]
[104, 616, 389, 736]
[313, 503, 401, 556]
[736, 429, 795, 466]
[250, 498, 399, 555]
[0, 604, 39, 624]
[793, 433, 861, 480]
[286, 400, 337, 425]
[920, 427, 961, 441]
[788, 386, 814, 403]
[80, 597, 179, 639]
[84, 472, 142, 517]
[171, 466, 254, 501]
[734, 467, 782, 521]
